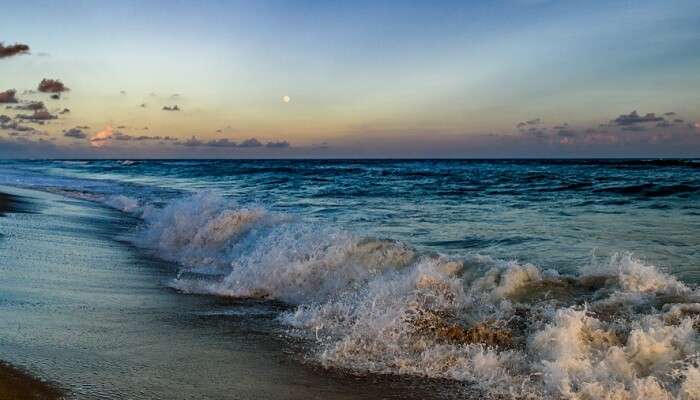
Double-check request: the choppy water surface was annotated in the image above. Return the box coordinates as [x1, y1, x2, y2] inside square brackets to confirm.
[1, 159, 700, 399]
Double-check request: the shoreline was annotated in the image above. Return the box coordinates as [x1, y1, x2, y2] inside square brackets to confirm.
[1, 190, 60, 399]
[0, 361, 62, 400]
[0, 185, 453, 399]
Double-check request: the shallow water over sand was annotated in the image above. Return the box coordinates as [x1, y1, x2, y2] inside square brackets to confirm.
[0, 187, 457, 399]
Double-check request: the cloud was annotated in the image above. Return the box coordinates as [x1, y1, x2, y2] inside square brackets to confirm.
[162, 105, 180, 111]
[171, 136, 289, 149]
[111, 132, 173, 141]
[139, 103, 147, 108]
[59, 108, 70, 114]
[0, 42, 30, 59]
[239, 138, 262, 148]
[266, 140, 291, 148]
[1, 118, 43, 136]
[205, 138, 238, 147]
[64, 128, 88, 139]
[38, 79, 69, 93]
[0, 89, 18, 103]
[612, 110, 664, 126]
[179, 136, 203, 147]
[90, 126, 113, 147]
[664, 112, 676, 116]
[8, 101, 45, 111]
[516, 118, 542, 129]
[16, 110, 57, 121]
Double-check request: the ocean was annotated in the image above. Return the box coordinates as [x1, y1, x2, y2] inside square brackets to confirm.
[1, 159, 699, 399]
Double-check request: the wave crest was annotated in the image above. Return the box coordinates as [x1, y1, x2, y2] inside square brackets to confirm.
[127, 192, 700, 399]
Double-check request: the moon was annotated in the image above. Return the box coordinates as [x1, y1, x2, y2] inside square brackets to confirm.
[282, 95, 291, 103]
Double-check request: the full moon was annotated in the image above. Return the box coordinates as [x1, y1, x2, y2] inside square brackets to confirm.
[282, 95, 291, 103]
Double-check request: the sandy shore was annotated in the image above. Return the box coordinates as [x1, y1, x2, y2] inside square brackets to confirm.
[0, 185, 453, 399]
[1, 192, 59, 399]
[0, 361, 62, 400]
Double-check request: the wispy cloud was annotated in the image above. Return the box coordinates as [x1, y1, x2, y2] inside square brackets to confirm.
[90, 126, 113, 147]
[64, 128, 88, 139]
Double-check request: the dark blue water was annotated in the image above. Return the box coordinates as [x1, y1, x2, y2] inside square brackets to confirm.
[1, 159, 698, 279]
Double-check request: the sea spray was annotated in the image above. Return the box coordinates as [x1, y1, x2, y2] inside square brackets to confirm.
[125, 192, 700, 399]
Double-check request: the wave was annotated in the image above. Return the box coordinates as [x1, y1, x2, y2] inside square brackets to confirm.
[595, 183, 700, 197]
[116, 192, 700, 399]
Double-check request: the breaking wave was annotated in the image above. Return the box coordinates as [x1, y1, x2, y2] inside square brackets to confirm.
[122, 192, 700, 399]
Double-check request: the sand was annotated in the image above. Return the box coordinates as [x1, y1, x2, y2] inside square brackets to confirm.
[0, 362, 61, 400]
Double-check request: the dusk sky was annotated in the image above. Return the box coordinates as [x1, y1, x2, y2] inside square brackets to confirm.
[1, 0, 700, 158]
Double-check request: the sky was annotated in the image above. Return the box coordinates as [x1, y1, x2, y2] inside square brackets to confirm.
[1, 0, 700, 158]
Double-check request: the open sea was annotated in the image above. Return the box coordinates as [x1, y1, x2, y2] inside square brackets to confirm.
[1, 159, 699, 399]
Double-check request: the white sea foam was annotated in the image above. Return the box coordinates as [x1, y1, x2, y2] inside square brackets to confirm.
[72, 191, 700, 398]
[104, 195, 140, 213]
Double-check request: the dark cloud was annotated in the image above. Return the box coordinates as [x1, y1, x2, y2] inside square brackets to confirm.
[266, 140, 290, 148]
[0, 42, 30, 59]
[76, 125, 90, 129]
[105, 131, 177, 142]
[612, 111, 664, 126]
[621, 125, 646, 132]
[64, 128, 88, 139]
[664, 112, 676, 116]
[16, 110, 57, 121]
[8, 101, 45, 111]
[139, 103, 147, 108]
[239, 138, 262, 148]
[162, 105, 180, 111]
[38, 79, 69, 93]
[674, 119, 684, 124]
[0, 89, 18, 103]
[516, 118, 541, 129]
[59, 108, 70, 114]
[1, 119, 41, 135]
[171, 136, 288, 149]
[50, 94, 60, 100]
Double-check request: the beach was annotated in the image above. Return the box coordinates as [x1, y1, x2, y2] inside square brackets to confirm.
[0, 362, 62, 400]
[0, 185, 455, 399]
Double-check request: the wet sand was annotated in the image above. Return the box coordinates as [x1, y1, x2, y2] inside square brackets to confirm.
[0, 362, 62, 400]
[0, 186, 461, 399]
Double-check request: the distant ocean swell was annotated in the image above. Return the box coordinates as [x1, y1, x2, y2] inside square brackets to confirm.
[81, 191, 700, 400]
